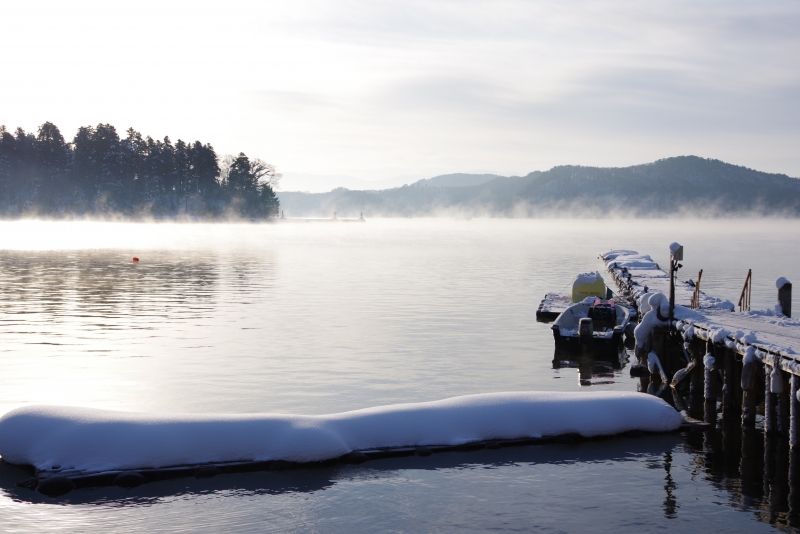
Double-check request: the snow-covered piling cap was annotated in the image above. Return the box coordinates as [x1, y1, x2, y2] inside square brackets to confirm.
[711, 327, 729, 344]
[776, 277, 792, 289]
[648, 293, 668, 316]
[739, 331, 757, 344]
[743, 346, 758, 365]
[683, 325, 695, 341]
[669, 242, 683, 260]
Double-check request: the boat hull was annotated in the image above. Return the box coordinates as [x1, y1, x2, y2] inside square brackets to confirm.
[552, 326, 625, 357]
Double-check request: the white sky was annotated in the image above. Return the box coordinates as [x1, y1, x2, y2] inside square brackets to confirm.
[1, 0, 798, 191]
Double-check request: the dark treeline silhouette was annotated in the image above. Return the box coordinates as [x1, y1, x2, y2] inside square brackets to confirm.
[0, 122, 279, 219]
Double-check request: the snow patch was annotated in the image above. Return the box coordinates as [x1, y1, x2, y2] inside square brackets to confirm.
[638, 292, 654, 316]
[600, 250, 638, 261]
[710, 328, 730, 344]
[683, 326, 695, 341]
[743, 346, 758, 366]
[671, 362, 694, 388]
[0, 392, 682, 476]
[740, 331, 757, 344]
[575, 271, 603, 284]
[741, 347, 760, 390]
[771, 364, 784, 394]
[647, 351, 668, 383]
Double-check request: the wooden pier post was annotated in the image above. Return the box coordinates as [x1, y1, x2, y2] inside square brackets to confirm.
[704, 342, 718, 424]
[778, 279, 792, 318]
[766, 361, 777, 435]
[741, 347, 758, 428]
[767, 354, 790, 435]
[722, 345, 738, 419]
[786, 372, 800, 518]
[790, 374, 799, 449]
[779, 371, 791, 436]
[790, 449, 800, 522]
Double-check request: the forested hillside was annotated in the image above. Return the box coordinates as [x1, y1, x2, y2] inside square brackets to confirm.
[278, 157, 800, 217]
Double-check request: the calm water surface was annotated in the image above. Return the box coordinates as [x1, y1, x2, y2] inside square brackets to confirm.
[0, 218, 798, 532]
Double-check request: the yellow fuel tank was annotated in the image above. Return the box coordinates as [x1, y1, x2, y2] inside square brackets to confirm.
[572, 271, 607, 303]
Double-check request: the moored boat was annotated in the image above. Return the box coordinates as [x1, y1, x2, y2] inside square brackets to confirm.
[551, 297, 632, 351]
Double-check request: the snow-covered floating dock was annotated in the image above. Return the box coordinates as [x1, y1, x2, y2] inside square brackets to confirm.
[602, 249, 800, 442]
[0, 391, 681, 496]
[536, 292, 573, 321]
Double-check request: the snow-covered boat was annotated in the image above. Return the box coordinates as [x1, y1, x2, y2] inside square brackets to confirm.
[551, 297, 632, 351]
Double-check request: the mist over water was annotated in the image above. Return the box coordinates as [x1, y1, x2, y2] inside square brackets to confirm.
[0, 218, 798, 532]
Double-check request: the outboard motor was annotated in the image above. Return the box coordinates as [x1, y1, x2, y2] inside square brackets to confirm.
[578, 317, 594, 340]
[588, 301, 616, 332]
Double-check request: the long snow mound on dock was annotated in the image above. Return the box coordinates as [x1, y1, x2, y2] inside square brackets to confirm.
[0, 392, 681, 475]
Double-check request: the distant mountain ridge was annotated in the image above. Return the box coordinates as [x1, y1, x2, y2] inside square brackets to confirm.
[278, 156, 800, 217]
[411, 173, 504, 188]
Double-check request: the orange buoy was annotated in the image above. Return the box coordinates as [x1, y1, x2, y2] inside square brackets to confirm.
[132, 256, 140, 263]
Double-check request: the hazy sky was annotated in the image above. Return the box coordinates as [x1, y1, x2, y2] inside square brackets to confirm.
[2, 0, 798, 191]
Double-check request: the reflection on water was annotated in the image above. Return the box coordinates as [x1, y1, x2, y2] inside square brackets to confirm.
[0, 248, 275, 414]
[0, 251, 220, 326]
[1, 426, 794, 531]
[0, 434, 681, 507]
[0, 219, 798, 532]
[681, 421, 800, 530]
[551, 344, 630, 386]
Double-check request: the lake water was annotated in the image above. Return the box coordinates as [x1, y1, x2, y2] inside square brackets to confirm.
[0, 218, 799, 532]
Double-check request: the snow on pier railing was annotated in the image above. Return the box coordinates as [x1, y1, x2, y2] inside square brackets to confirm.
[0, 392, 681, 487]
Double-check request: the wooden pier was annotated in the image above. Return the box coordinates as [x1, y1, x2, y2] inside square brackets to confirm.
[602, 249, 800, 445]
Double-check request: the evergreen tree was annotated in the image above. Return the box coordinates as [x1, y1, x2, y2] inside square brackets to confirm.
[187, 141, 221, 215]
[36, 122, 70, 212]
[194, 143, 221, 196]
[225, 153, 257, 193]
[174, 139, 190, 199]
[12, 128, 37, 212]
[92, 123, 124, 211]
[0, 126, 15, 214]
[70, 125, 98, 211]
[121, 128, 148, 209]
[258, 182, 280, 217]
